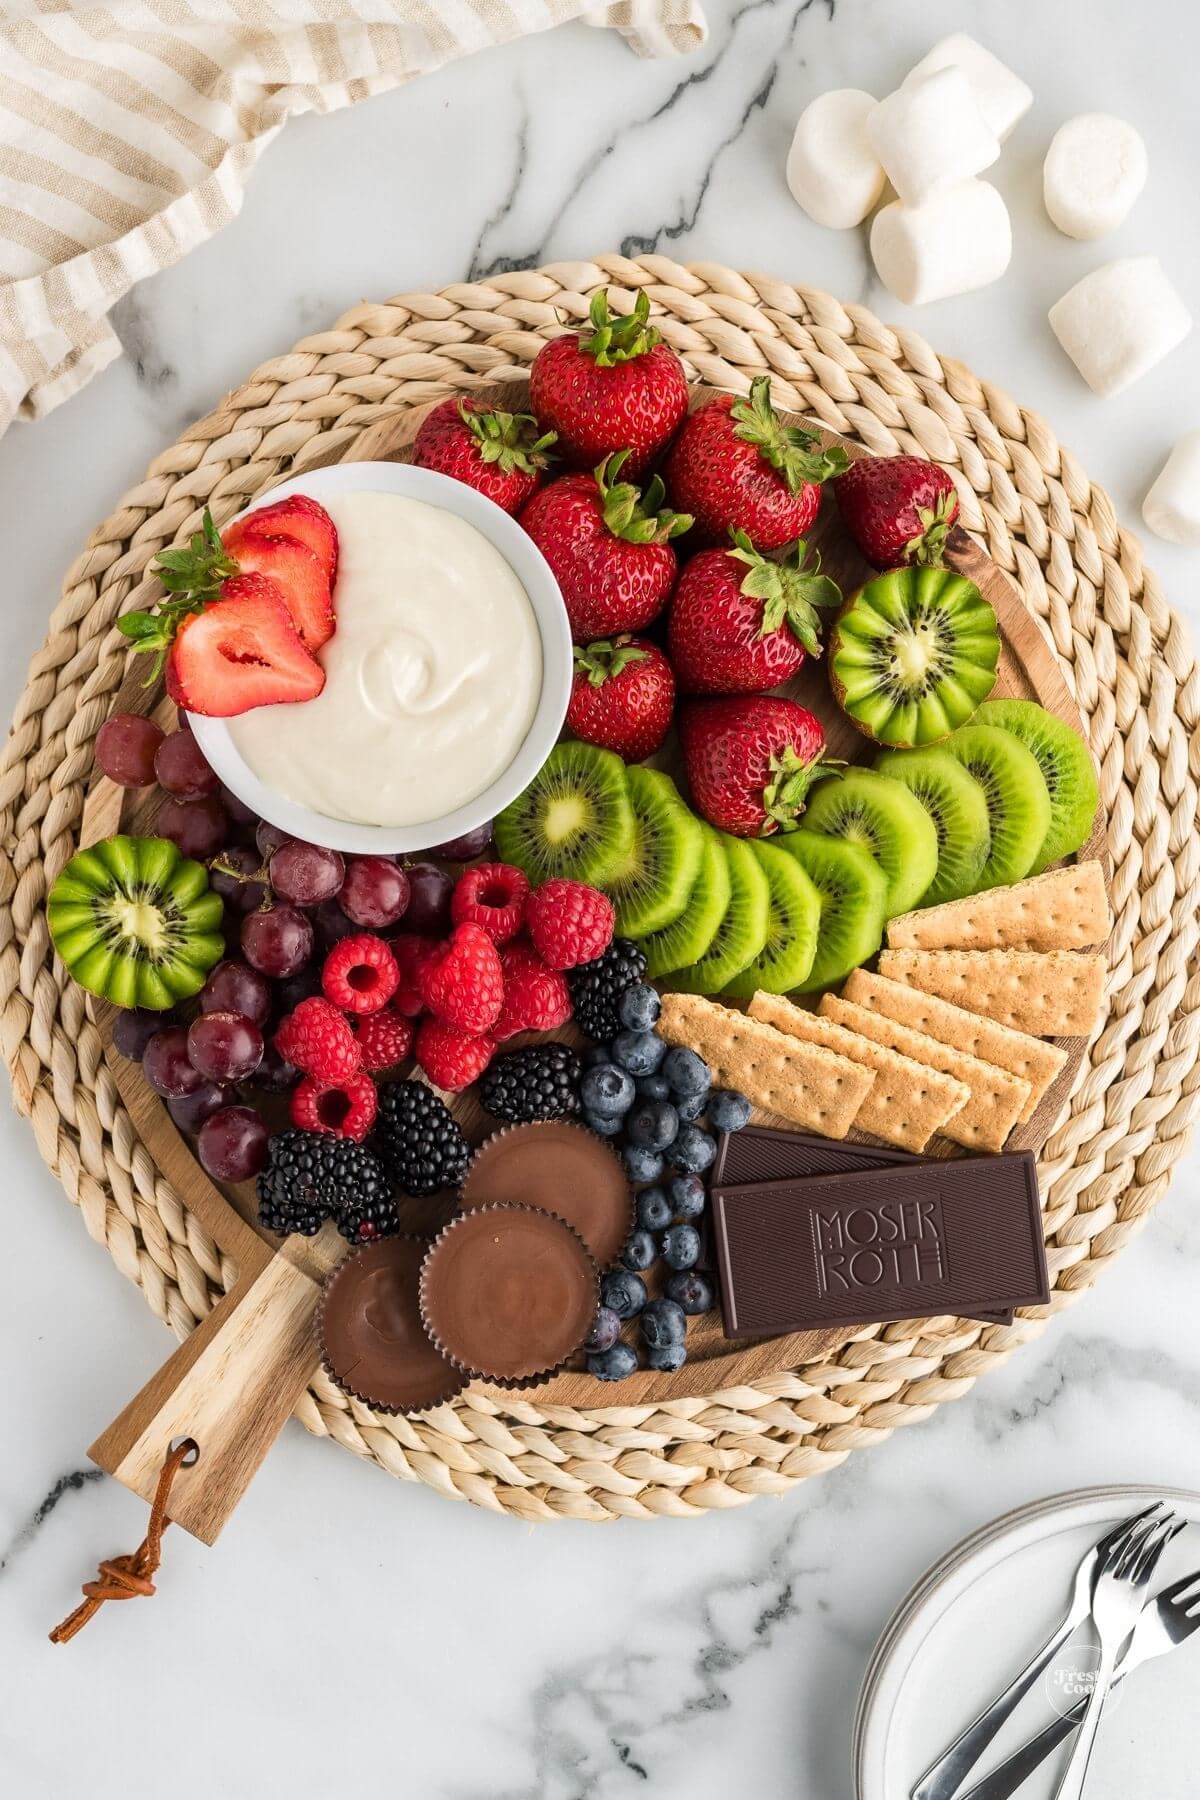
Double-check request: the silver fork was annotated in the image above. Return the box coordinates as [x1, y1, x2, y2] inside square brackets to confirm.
[910, 1504, 1166, 1800]
[1050, 1512, 1182, 1800]
[960, 1563, 1200, 1800]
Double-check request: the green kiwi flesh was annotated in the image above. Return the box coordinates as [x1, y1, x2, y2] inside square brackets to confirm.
[873, 748, 991, 907]
[771, 829, 888, 992]
[494, 741, 635, 887]
[973, 698, 1099, 872]
[829, 565, 1000, 747]
[604, 765, 704, 939]
[669, 836, 770, 995]
[931, 723, 1052, 890]
[722, 840, 821, 997]
[47, 834, 225, 1009]
[802, 768, 939, 917]
[640, 825, 731, 980]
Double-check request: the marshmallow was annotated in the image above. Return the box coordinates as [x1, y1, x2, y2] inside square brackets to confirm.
[867, 67, 1000, 206]
[903, 33, 1033, 143]
[1043, 113, 1148, 240]
[1048, 257, 1192, 396]
[870, 180, 1012, 307]
[1143, 432, 1200, 546]
[786, 89, 885, 229]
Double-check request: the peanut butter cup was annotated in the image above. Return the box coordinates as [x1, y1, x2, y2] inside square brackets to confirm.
[460, 1121, 633, 1268]
[319, 1236, 466, 1415]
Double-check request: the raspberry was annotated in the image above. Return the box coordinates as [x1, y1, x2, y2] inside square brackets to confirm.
[414, 1016, 496, 1092]
[493, 942, 572, 1041]
[526, 880, 615, 971]
[322, 932, 400, 1015]
[419, 921, 504, 1033]
[450, 862, 529, 944]
[274, 996, 361, 1082]
[391, 934, 437, 1017]
[290, 1070, 378, 1141]
[355, 1008, 415, 1071]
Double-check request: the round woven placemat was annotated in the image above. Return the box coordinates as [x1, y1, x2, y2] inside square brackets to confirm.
[4, 256, 1199, 1522]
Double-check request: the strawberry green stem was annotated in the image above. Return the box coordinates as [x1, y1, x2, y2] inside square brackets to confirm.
[732, 376, 849, 492]
[460, 401, 556, 476]
[904, 490, 956, 566]
[761, 746, 838, 833]
[594, 452, 692, 545]
[573, 637, 650, 688]
[727, 529, 843, 657]
[117, 507, 238, 682]
[580, 289, 661, 366]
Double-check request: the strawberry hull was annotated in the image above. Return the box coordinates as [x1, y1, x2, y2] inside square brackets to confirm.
[679, 694, 829, 838]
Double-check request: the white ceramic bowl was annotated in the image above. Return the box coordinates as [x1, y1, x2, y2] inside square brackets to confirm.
[188, 461, 571, 855]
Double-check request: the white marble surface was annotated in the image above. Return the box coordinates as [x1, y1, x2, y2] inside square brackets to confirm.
[2, 4, 1200, 1795]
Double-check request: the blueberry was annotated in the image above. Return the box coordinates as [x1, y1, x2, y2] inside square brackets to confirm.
[619, 983, 661, 1031]
[612, 1029, 667, 1076]
[584, 1109, 623, 1139]
[583, 1042, 613, 1069]
[584, 1305, 622, 1353]
[666, 1270, 715, 1315]
[622, 1144, 665, 1185]
[645, 1341, 687, 1373]
[625, 1098, 679, 1152]
[707, 1087, 752, 1133]
[674, 1090, 707, 1122]
[669, 1174, 706, 1221]
[664, 1123, 717, 1174]
[640, 1297, 687, 1348]
[580, 1062, 636, 1119]
[662, 1045, 711, 1100]
[661, 1224, 701, 1271]
[636, 1074, 670, 1101]
[621, 1228, 657, 1272]
[601, 1267, 648, 1320]
[636, 1186, 672, 1232]
[588, 1342, 639, 1381]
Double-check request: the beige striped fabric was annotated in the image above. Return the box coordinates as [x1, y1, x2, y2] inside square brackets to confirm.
[0, 0, 705, 434]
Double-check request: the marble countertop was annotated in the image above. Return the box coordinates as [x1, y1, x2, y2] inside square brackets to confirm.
[3, 3, 1200, 1795]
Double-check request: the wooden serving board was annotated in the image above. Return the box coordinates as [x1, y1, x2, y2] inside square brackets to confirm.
[82, 381, 1108, 1430]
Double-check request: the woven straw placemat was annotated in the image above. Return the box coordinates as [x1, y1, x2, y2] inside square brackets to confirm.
[4, 256, 1199, 1522]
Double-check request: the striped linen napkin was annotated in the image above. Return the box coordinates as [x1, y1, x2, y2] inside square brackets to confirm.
[0, 0, 705, 435]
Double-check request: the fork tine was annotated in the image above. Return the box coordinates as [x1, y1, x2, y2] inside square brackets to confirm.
[1096, 1501, 1162, 1562]
[1132, 1517, 1181, 1585]
[1161, 1569, 1200, 1607]
[1112, 1513, 1163, 1578]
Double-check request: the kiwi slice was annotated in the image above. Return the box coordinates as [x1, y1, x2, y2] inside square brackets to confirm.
[802, 768, 939, 917]
[494, 742, 635, 887]
[640, 825, 731, 979]
[722, 841, 820, 997]
[829, 565, 1000, 747]
[47, 834, 225, 1009]
[772, 830, 888, 992]
[874, 748, 992, 907]
[604, 766, 704, 939]
[670, 836, 770, 995]
[932, 723, 1052, 891]
[973, 698, 1100, 873]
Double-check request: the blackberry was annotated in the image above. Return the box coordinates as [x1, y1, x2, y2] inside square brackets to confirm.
[479, 1043, 582, 1124]
[567, 938, 648, 1042]
[375, 1079, 469, 1195]
[337, 1184, 401, 1246]
[258, 1130, 391, 1240]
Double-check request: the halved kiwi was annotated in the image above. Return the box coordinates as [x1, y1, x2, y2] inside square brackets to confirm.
[873, 748, 991, 907]
[722, 840, 821, 997]
[604, 766, 704, 939]
[669, 836, 770, 995]
[973, 698, 1100, 872]
[47, 834, 225, 1009]
[772, 830, 888, 992]
[802, 768, 939, 917]
[829, 565, 1000, 748]
[933, 723, 1052, 891]
[640, 825, 731, 980]
[494, 741, 634, 887]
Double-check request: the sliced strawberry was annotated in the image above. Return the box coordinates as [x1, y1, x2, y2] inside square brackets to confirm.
[224, 496, 338, 583]
[166, 574, 325, 717]
[227, 529, 333, 652]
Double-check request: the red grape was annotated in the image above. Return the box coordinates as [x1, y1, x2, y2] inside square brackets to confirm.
[154, 730, 218, 798]
[341, 856, 409, 928]
[251, 1044, 301, 1092]
[201, 960, 271, 1025]
[242, 904, 313, 978]
[113, 1007, 169, 1061]
[270, 841, 344, 906]
[209, 847, 269, 916]
[220, 785, 259, 829]
[256, 821, 293, 860]
[95, 714, 164, 787]
[399, 862, 453, 936]
[197, 1106, 269, 1181]
[430, 821, 494, 860]
[143, 1026, 204, 1098]
[167, 1080, 231, 1135]
[315, 899, 358, 947]
[187, 1010, 264, 1081]
[158, 794, 228, 859]
[275, 967, 323, 1014]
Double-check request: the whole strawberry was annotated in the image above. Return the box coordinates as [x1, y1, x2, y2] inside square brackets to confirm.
[567, 636, 675, 760]
[668, 532, 842, 695]
[520, 453, 690, 641]
[529, 289, 689, 478]
[833, 455, 959, 569]
[413, 397, 556, 515]
[665, 376, 848, 551]
[679, 695, 829, 837]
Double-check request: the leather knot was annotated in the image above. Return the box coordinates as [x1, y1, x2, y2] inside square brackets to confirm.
[50, 1439, 195, 1644]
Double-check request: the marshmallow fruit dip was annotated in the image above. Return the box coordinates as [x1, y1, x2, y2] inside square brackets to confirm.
[226, 490, 543, 830]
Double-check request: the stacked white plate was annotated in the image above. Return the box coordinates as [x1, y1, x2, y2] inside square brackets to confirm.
[854, 1485, 1200, 1800]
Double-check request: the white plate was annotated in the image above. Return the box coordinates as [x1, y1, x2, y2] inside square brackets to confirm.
[856, 1485, 1200, 1800]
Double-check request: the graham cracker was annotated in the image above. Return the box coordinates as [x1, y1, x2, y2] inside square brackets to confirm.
[747, 992, 969, 1153]
[878, 948, 1107, 1038]
[842, 969, 1069, 1124]
[886, 862, 1111, 953]
[819, 993, 1031, 1152]
[657, 993, 873, 1139]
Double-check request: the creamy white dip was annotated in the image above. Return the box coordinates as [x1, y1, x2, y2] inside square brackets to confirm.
[227, 491, 542, 828]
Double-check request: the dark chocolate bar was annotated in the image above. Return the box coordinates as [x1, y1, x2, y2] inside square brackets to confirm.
[712, 1151, 1047, 1339]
